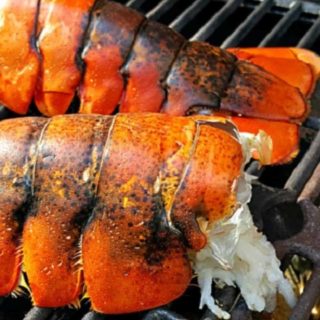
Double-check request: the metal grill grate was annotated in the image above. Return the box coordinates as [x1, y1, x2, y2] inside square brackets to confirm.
[122, 0, 320, 52]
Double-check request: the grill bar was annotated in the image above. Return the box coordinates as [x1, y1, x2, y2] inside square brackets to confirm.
[285, 130, 320, 194]
[126, 0, 147, 9]
[124, 0, 320, 50]
[259, 1, 302, 46]
[298, 16, 320, 48]
[190, 0, 243, 41]
[274, 200, 320, 320]
[221, 0, 274, 48]
[146, 0, 179, 20]
[304, 116, 320, 130]
[143, 309, 188, 320]
[169, 0, 211, 32]
[292, 266, 320, 320]
[81, 312, 106, 320]
[24, 307, 54, 320]
[299, 163, 320, 202]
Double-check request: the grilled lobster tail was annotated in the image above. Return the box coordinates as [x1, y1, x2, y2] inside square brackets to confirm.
[0, 0, 314, 119]
[0, 113, 243, 314]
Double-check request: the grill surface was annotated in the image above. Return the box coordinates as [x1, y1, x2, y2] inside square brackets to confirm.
[125, 0, 320, 51]
[0, 1, 320, 320]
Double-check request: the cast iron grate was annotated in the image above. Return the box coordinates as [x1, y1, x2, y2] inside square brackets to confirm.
[0, 0, 320, 320]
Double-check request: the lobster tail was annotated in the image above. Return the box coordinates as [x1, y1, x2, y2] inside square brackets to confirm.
[0, 0, 315, 121]
[0, 114, 243, 313]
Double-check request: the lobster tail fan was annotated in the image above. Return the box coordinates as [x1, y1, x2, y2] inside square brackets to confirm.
[228, 47, 318, 97]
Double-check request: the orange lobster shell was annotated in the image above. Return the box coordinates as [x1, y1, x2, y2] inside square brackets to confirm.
[0, 113, 243, 313]
[0, 1, 320, 164]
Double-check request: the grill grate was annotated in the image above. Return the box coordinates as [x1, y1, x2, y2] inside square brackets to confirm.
[122, 0, 320, 52]
[1, 1, 320, 320]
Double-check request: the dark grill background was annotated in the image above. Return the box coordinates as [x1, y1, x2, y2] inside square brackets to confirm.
[120, 0, 320, 52]
[0, 0, 320, 320]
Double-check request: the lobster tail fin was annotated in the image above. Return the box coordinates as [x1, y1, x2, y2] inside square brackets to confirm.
[161, 42, 309, 124]
[229, 47, 320, 97]
[231, 116, 300, 165]
[291, 47, 320, 77]
[220, 60, 309, 123]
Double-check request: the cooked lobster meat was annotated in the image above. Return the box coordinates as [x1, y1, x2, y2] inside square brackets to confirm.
[0, 113, 294, 318]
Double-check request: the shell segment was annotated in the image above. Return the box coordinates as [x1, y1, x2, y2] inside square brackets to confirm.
[171, 120, 243, 250]
[23, 115, 113, 307]
[79, 1, 144, 115]
[34, 0, 96, 116]
[0, 0, 40, 114]
[163, 42, 236, 116]
[0, 117, 48, 295]
[220, 60, 309, 123]
[82, 114, 198, 313]
[120, 20, 185, 113]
